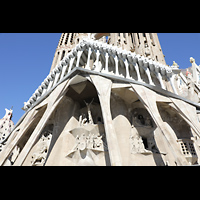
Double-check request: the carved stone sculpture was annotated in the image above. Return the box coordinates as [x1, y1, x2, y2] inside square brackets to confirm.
[66, 127, 104, 158]
[30, 130, 52, 166]
[130, 125, 152, 154]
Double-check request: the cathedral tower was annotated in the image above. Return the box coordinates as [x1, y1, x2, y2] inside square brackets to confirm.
[94, 33, 166, 65]
[50, 33, 166, 72]
[50, 33, 89, 72]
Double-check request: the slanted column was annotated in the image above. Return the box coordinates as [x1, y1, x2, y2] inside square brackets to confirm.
[94, 50, 100, 72]
[90, 75, 122, 166]
[105, 52, 109, 73]
[68, 57, 75, 72]
[143, 59, 154, 85]
[169, 75, 178, 95]
[53, 68, 61, 87]
[134, 62, 142, 82]
[156, 72, 166, 90]
[124, 59, 131, 79]
[145, 67, 154, 85]
[114, 56, 119, 76]
[86, 47, 92, 70]
[46, 73, 55, 91]
[76, 50, 83, 68]
[60, 63, 69, 80]
[130, 84, 188, 166]
[13, 79, 70, 166]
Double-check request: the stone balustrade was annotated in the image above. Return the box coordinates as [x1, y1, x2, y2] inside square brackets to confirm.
[23, 38, 179, 111]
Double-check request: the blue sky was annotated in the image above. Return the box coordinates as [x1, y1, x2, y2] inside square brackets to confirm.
[0, 33, 200, 124]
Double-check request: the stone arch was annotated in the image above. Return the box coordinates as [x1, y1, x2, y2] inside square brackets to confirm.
[110, 86, 165, 165]
[22, 122, 54, 166]
[157, 102, 193, 139]
[157, 102, 198, 165]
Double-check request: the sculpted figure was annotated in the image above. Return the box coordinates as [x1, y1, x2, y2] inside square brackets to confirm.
[31, 131, 52, 166]
[84, 98, 94, 124]
[130, 125, 151, 154]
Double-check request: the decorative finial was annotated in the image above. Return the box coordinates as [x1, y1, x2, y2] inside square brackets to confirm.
[172, 61, 179, 68]
[190, 57, 195, 63]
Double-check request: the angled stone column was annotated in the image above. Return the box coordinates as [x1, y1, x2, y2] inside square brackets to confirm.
[104, 52, 109, 73]
[13, 79, 70, 166]
[134, 63, 142, 82]
[0, 107, 38, 165]
[130, 84, 188, 166]
[86, 47, 92, 70]
[124, 59, 131, 79]
[90, 75, 122, 166]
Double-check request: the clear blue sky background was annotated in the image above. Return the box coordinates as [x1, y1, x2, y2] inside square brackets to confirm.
[0, 33, 200, 124]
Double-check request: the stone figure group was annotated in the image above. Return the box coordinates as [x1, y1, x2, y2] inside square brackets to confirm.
[73, 133, 103, 151]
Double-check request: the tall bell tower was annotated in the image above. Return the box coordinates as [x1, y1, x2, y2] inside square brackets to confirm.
[50, 33, 166, 72]
[50, 33, 89, 72]
[94, 33, 166, 65]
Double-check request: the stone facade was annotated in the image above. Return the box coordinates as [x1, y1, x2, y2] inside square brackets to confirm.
[1, 33, 200, 166]
[50, 33, 166, 72]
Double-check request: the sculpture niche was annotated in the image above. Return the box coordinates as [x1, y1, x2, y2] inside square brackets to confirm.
[66, 99, 108, 165]
[130, 108, 160, 155]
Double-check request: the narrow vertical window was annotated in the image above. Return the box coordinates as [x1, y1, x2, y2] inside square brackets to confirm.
[137, 33, 140, 44]
[61, 50, 65, 60]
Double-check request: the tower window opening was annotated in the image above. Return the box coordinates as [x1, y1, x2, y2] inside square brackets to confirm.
[61, 50, 65, 60]
[130, 33, 134, 44]
[137, 33, 140, 44]
[156, 56, 158, 61]
[150, 33, 155, 46]
[65, 33, 69, 45]
[59, 33, 65, 46]
[70, 33, 74, 44]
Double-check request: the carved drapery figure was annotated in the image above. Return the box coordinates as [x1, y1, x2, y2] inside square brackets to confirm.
[31, 130, 52, 166]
